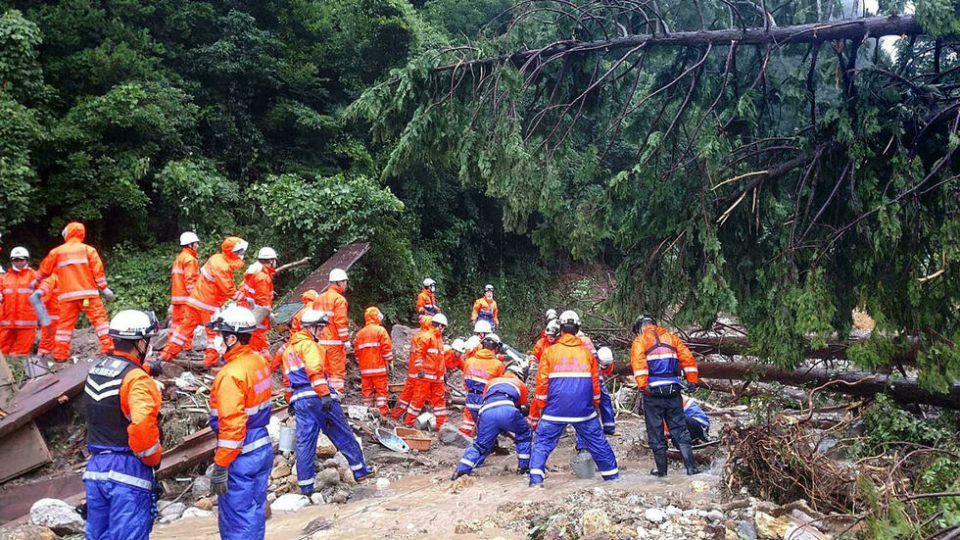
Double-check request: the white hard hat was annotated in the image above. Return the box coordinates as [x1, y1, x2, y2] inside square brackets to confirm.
[545, 319, 561, 336]
[9, 247, 29, 259]
[423, 278, 436, 288]
[432, 313, 448, 326]
[559, 310, 580, 326]
[484, 284, 494, 292]
[301, 310, 329, 328]
[232, 239, 249, 253]
[329, 268, 348, 282]
[465, 335, 481, 351]
[179, 232, 200, 246]
[473, 320, 493, 334]
[451, 338, 466, 354]
[257, 247, 277, 260]
[481, 333, 502, 348]
[108, 310, 159, 340]
[210, 306, 257, 334]
[597, 347, 614, 368]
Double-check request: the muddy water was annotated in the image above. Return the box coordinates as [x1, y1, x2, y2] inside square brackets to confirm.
[152, 451, 720, 540]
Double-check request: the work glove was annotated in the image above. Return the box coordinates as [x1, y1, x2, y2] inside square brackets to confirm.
[210, 464, 229, 496]
[519, 405, 529, 416]
[145, 360, 164, 378]
[101, 288, 116, 302]
[417, 370, 425, 379]
[683, 381, 699, 392]
[321, 394, 333, 412]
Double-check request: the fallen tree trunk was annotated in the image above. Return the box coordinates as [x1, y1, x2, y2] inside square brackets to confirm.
[682, 334, 918, 365]
[613, 361, 960, 409]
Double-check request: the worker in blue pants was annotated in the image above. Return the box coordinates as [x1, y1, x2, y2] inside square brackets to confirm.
[281, 310, 374, 494]
[576, 346, 617, 449]
[452, 340, 531, 479]
[528, 311, 619, 486]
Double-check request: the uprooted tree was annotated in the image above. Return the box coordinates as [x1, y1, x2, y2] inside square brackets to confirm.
[349, 0, 960, 389]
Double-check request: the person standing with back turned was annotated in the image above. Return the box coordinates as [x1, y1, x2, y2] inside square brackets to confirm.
[313, 268, 350, 394]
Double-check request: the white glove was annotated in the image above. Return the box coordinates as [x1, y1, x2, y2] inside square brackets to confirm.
[102, 288, 116, 302]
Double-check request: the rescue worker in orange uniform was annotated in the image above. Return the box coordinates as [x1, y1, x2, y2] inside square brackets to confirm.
[390, 315, 433, 420]
[354, 307, 394, 415]
[82, 310, 163, 540]
[290, 289, 319, 334]
[35, 223, 115, 361]
[170, 232, 200, 350]
[631, 313, 700, 476]
[282, 310, 374, 494]
[207, 306, 273, 540]
[444, 338, 466, 374]
[242, 247, 278, 356]
[416, 278, 440, 320]
[459, 331, 505, 436]
[404, 313, 450, 428]
[312, 268, 349, 394]
[530, 319, 560, 363]
[0, 247, 38, 355]
[528, 311, 619, 486]
[471, 284, 499, 330]
[33, 274, 61, 356]
[161, 236, 247, 367]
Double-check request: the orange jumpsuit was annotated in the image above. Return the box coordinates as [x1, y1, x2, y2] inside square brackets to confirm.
[353, 308, 394, 415]
[36, 275, 61, 356]
[471, 297, 499, 327]
[404, 327, 448, 428]
[170, 246, 199, 350]
[390, 316, 432, 420]
[36, 222, 113, 361]
[630, 325, 699, 390]
[312, 284, 349, 394]
[289, 290, 319, 334]
[458, 349, 505, 436]
[162, 237, 245, 366]
[242, 262, 275, 355]
[0, 265, 38, 355]
[415, 288, 439, 319]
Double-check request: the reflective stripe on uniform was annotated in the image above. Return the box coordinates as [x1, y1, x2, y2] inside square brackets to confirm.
[59, 289, 99, 300]
[217, 439, 243, 449]
[187, 297, 219, 312]
[360, 368, 387, 375]
[57, 258, 89, 268]
[241, 436, 272, 454]
[478, 400, 513, 414]
[134, 441, 161, 458]
[541, 412, 597, 423]
[547, 372, 591, 379]
[82, 470, 153, 490]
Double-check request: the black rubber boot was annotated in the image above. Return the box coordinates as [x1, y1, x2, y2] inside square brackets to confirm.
[451, 470, 463, 481]
[679, 444, 701, 475]
[650, 451, 668, 477]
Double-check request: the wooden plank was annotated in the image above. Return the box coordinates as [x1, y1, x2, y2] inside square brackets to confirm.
[0, 354, 52, 484]
[0, 472, 83, 525]
[274, 242, 370, 324]
[0, 359, 94, 439]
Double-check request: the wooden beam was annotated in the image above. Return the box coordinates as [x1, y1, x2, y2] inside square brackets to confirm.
[0, 359, 94, 439]
[0, 354, 52, 483]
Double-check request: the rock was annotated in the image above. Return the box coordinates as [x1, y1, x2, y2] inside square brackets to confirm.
[194, 498, 214, 512]
[29, 499, 85, 535]
[330, 492, 348, 504]
[267, 493, 277, 504]
[317, 467, 341, 488]
[438, 425, 472, 448]
[322, 458, 339, 470]
[736, 520, 758, 540]
[274, 454, 287, 467]
[635, 526, 648, 538]
[182, 508, 213, 519]
[705, 510, 725, 522]
[268, 415, 282, 443]
[286, 475, 300, 488]
[310, 493, 324, 505]
[580, 508, 613, 537]
[333, 453, 356, 484]
[447, 475, 477, 494]
[302, 516, 333, 535]
[755, 512, 791, 539]
[316, 433, 337, 458]
[783, 525, 821, 540]
[271, 464, 291, 479]
[159, 502, 187, 519]
[271, 494, 310, 513]
[690, 480, 711, 493]
[665, 505, 682, 517]
[157, 500, 173, 513]
[192, 476, 212, 498]
[644, 508, 666, 524]
[0, 524, 59, 540]
[159, 515, 179, 525]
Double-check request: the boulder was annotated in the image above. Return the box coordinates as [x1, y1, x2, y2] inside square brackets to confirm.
[159, 502, 186, 520]
[316, 433, 337, 458]
[580, 508, 613, 537]
[644, 508, 665, 524]
[29, 499, 85, 535]
[755, 512, 791, 539]
[271, 494, 310, 513]
[704, 510, 725, 522]
[439, 425, 472, 448]
[181, 508, 213, 519]
[194, 498, 214, 511]
[736, 520, 758, 540]
[333, 453, 356, 484]
[268, 416, 283, 444]
[271, 464, 291, 479]
[0, 524, 59, 540]
[192, 476, 212, 498]
[310, 493, 324, 505]
[317, 467, 341, 488]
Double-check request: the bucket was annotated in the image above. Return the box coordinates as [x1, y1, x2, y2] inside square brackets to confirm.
[279, 426, 297, 454]
[569, 451, 597, 479]
[415, 412, 436, 432]
[24, 357, 51, 378]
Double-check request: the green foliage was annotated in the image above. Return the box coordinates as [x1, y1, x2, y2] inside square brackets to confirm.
[106, 242, 180, 315]
[859, 395, 959, 456]
[916, 0, 960, 37]
[155, 158, 238, 234]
